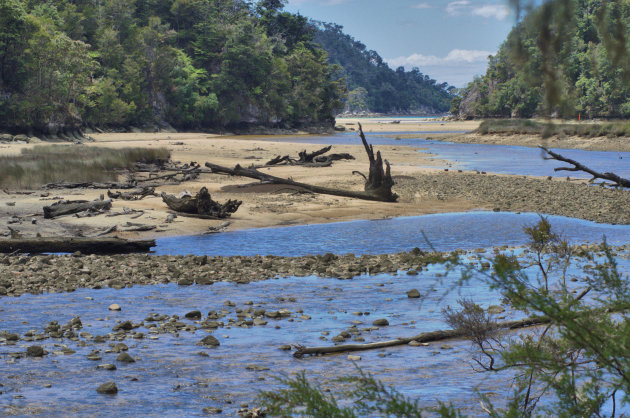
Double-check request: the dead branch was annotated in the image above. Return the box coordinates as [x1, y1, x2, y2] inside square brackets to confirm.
[540, 146, 630, 187]
[205, 126, 397, 202]
[107, 187, 157, 201]
[293, 316, 549, 358]
[264, 146, 354, 168]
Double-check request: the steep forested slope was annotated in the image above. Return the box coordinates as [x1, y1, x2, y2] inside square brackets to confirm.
[313, 22, 455, 115]
[452, 0, 630, 119]
[0, 0, 345, 134]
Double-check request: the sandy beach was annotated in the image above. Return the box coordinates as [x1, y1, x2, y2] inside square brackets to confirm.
[1, 118, 629, 243]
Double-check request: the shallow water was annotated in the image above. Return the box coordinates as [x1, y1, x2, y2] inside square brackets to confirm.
[156, 211, 630, 257]
[269, 132, 630, 179]
[2, 249, 628, 416]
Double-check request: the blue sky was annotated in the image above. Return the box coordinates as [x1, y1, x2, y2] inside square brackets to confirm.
[285, 0, 517, 87]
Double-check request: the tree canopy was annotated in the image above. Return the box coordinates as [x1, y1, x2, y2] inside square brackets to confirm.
[313, 21, 456, 115]
[0, 0, 346, 133]
[453, 0, 630, 119]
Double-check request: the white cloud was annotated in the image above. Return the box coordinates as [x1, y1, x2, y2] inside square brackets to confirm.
[386, 49, 495, 87]
[445, 1, 512, 20]
[472, 4, 510, 20]
[388, 49, 493, 67]
[411, 2, 432, 9]
[446, 0, 470, 15]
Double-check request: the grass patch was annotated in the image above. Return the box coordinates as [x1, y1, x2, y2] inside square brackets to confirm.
[0, 145, 170, 189]
[477, 119, 630, 138]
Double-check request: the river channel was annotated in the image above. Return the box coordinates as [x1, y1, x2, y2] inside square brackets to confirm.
[1, 132, 629, 415]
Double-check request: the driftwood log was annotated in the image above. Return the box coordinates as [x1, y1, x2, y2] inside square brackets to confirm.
[293, 316, 549, 358]
[44, 181, 137, 190]
[43, 199, 112, 219]
[265, 146, 355, 168]
[107, 187, 157, 201]
[205, 125, 398, 202]
[0, 237, 155, 254]
[540, 146, 630, 187]
[161, 187, 242, 218]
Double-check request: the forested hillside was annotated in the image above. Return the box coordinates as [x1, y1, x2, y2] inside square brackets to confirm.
[452, 0, 630, 119]
[0, 0, 346, 134]
[313, 22, 455, 115]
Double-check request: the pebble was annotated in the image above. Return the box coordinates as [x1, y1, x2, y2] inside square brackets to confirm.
[26, 345, 46, 357]
[196, 335, 220, 347]
[372, 318, 389, 326]
[407, 289, 421, 298]
[97, 364, 117, 370]
[116, 352, 135, 363]
[486, 305, 505, 314]
[96, 381, 118, 394]
[347, 355, 362, 361]
[108, 304, 121, 311]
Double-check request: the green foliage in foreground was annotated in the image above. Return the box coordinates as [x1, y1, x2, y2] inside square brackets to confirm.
[259, 217, 630, 416]
[453, 0, 630, 119]
[0, 145, 169, 189]
[0, 0, 346, 132]
[477, 119, 630, 139]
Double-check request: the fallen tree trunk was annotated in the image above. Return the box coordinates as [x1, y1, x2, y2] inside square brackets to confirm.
[540, 146, 630, 187]
[43, 199, 112, 219]
[293, 316, 549, 358]
[161, 187, 242, 218]
[0, 237, 155, 254]
[205, 125, 398, 202]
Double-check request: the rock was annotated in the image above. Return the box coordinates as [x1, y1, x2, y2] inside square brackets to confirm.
[0, 286, 7, 296]
[113, 321, 133, 331]
[245, 365, 270, 371]
[486, 305, 505, 314]
[202, 407, 222, 414]
[407, 289, 421, 298]
[116, 352, 135, 363]
[177, 278, 194, 286]
[4, 333, 19, 341]
[347, 355, 362, 361]
[408, 340, 422, 347]
[96, 381, 118, 394]
[372, 318, 389, 326]
[0, 134, 13, 142]
[185, 310, 202, 320]
[26, 345, 47, 357]
[108, 304, 121, 311]
[97, 364, 117, 370]
[279, 345, 291, 351]
[196, 335, 220, 347]
[13, 134, 29, 142]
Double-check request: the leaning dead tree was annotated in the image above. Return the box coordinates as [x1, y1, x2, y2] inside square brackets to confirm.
[265, 146, 355, 167]
[540, 146, 630, 187]
[161, 187, 242, 218]
[205, 124, 398, 202]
